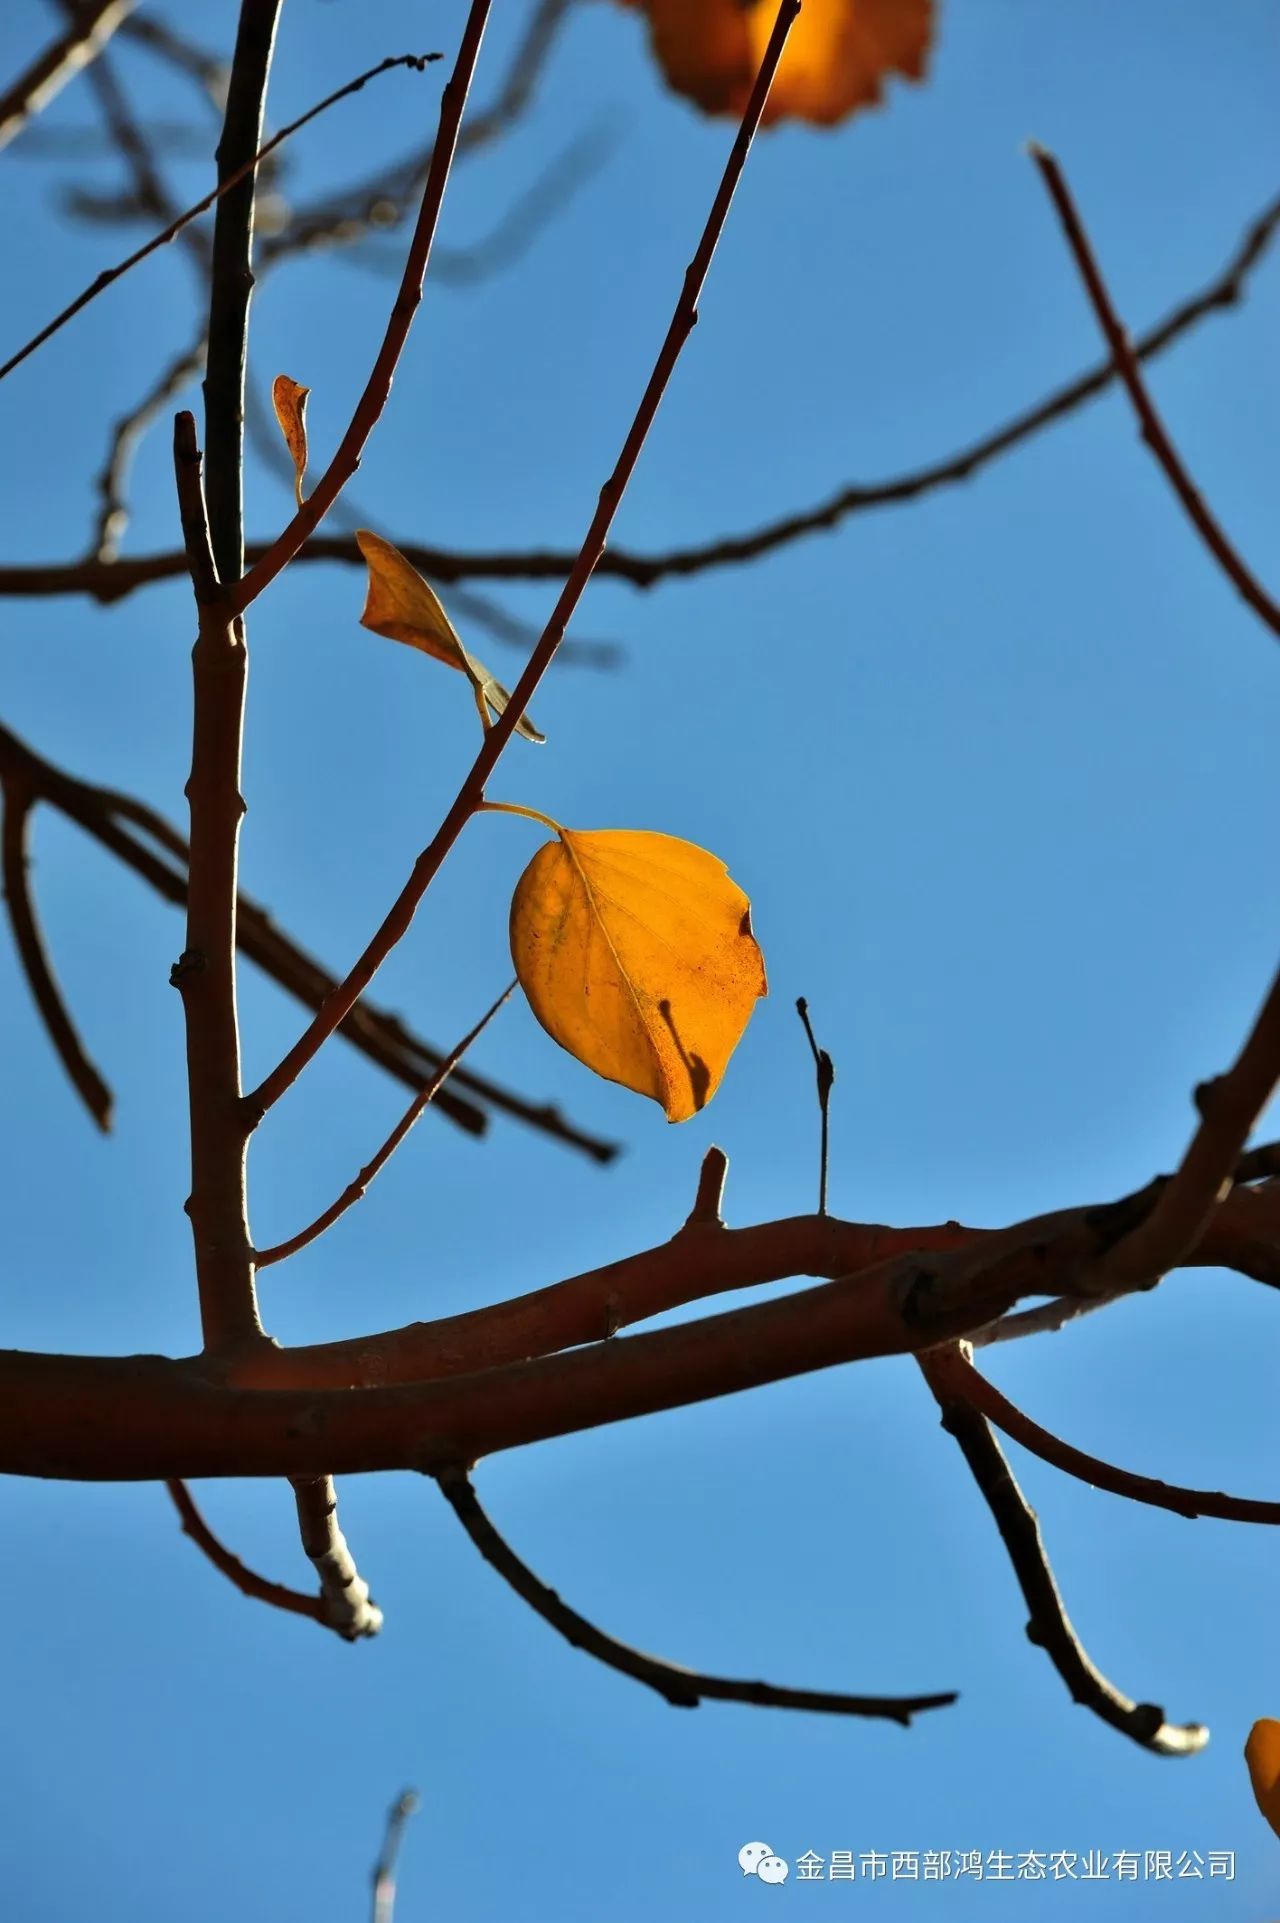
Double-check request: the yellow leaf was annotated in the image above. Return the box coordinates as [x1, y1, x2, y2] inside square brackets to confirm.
[355, 530, 544, 743]
[271, 374, 310, 507]
[1246, 1720, 1280, 1839]
[509, 826, 767, 1121]
[620, 0, 933, 127]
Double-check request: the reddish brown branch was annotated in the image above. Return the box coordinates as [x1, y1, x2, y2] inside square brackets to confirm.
[1031, 146, 1280, 643]
[0, 0, 134, 156]
[0, 53, 441, 385]
[919, 1348, 1207, 1756]
[238, 1173, 1280, 1397]
[235, 4, 493, 608]
[436, 1469, 956, 1723]
[166, 1477, 323, 1624]
[289, 1475, 383, 1639]
[255, 982, 514, 1268]
[1090, 965, 1280, 1292]
[942, 1345, 1280, 1526]
[245, 0, 801, 1119]
[0, 776, 112, 1130]
[7, 1178, 1277, 1481]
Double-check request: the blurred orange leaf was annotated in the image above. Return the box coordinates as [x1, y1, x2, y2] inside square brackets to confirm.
[620, 0, 933, 127]
[509, 824, 767, 1121]
[356, 530, 544, 743]
[271, 374, 310, 507]
[1246, 1720, 1280, 1839]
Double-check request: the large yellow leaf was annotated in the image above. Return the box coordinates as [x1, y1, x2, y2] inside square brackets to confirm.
[509, 826, 767, 1121]
[356, 530, 544, 743]
[271, 374, 310, 507]
[620, 0, 933, 127]
[1246, 1720, 1280, 1839]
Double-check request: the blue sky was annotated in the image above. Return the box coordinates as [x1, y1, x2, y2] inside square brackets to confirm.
[1, 0, 1278, 1917]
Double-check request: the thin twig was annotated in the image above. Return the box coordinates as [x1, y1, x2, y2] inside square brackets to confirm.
[1087, 964, 1280, 1292]
[371, 1790, 420, 1923]
[1031, 145, 1280, 643]
[436, 1469, 956, 1724]
[942, 1344, 1280, 1526]
[919, 1347, 1207, 1756]
[289, 1475, 383, 1639]
[166, 1477, 324, 1625]
[0, 776, 112, 1130]
[245, 0, 802, 1118]
[796, 996, 834, 1216]
[5, 181, 1277, 605]
[235, 5, 493, 609]
[0, 0, 135, 155]
[0, 53, 440, 385]
[255, 982, 514, 1268]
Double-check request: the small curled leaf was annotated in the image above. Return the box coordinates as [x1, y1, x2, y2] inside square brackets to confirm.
[1246, 1719, 1280, 1839]
[271, 374, 310, 507]
[356, 530, 544, 743]
[509, 826, 766, 1122]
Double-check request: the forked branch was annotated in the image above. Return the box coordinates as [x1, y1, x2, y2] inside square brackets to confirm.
[167, 1477, 325, 1626]
[940, 1344, 1280, 1526]
[1088, 964, 1280, 1292]
[255, 982, 514, 1268]
[1032, 146, 1280, 644]
[920, 1347, 1207, 1756]
[0, 53, 442, 383]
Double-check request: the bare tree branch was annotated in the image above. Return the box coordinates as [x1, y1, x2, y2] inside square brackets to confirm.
[5, 1176, 1278, 1480]
[436, 1469, 956, 1723]
[0, 774, 112, 1130]
[919, 1347, 1208, 1755]
[174, 0, 283, 1358]
[3, 171, 1275, 606]
[255, 982, 514, 1269]
[1032, 145, 1280, 644]
[1088, 965, 1280, 1293]
[289, 1475, 383, 1639]
[940, 1343, 1280, 1525]
[0, 53, 440, 385]
[166, 1476, 325, 1625]
[0, 0, 135, 156]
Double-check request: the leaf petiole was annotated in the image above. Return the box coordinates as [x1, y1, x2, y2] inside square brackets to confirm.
[476, 799, 565, 838]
